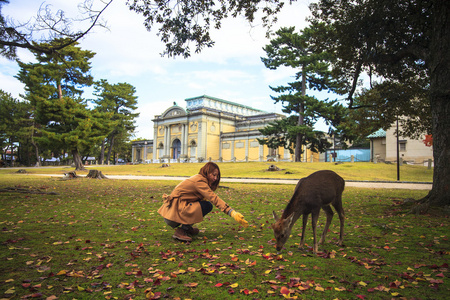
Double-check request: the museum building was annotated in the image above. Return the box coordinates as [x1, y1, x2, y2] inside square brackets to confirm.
[131, 95, 294, 163]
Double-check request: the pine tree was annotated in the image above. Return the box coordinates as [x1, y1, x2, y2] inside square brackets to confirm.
[260, 25, 346, 162]
[93, 79, 139, 164]
[16, 38, 109, 170]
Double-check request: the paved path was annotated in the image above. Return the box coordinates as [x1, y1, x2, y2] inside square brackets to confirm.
[34, 174, 432, 190]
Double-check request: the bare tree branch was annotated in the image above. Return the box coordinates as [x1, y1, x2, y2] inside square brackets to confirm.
[0, 0, 113, 58]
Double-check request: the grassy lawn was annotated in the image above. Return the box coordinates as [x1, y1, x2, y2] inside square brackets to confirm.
[0, 161, 433, 182]
[1, 168, 447, 300]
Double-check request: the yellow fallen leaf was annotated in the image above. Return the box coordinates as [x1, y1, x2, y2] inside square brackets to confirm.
[230, 283, 239, 288]
[265, 270, 271, 274]
[315, 286, 325, 291]
[358, 281, 367, 286]
[57, 270, 68, 276]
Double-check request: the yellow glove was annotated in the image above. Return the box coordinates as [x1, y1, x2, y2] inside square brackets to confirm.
[230, 210, 249, 228]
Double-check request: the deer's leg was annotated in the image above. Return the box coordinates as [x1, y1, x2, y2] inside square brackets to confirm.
[311, 209, 320, 254]
[319, 205, 334, 245]
[333, 200, 345, 246]
[299, 213, 308, 248]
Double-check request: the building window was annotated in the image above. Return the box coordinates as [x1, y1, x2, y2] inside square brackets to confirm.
[250, 141, 259, 148]
[400, 142, 406, 151]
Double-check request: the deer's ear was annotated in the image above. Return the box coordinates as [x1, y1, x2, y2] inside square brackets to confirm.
[285, 213, 295, 227]
[272, 211, 279, 221]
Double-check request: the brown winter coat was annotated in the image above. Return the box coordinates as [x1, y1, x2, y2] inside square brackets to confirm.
[157, 174, 233, 224]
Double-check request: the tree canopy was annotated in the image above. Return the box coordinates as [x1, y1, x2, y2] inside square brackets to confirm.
[127, 0, 286, 58]
[309, 0, 449, 207]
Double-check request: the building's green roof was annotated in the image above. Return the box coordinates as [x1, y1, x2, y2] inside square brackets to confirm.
[367, 129, 386, 138]
[185, 95, 265, 112]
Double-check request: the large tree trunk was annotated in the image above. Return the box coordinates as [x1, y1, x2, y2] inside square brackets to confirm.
[31, 139, 40, 167]
[9, 140, 15, 167]
[30, 122, 40, 167]
[295, 65, 307, 162]
[425, 0, 450, 207]
[106, 135, 115, 165]
[72, 149, 85, 171]
[99, 139, 106, 165]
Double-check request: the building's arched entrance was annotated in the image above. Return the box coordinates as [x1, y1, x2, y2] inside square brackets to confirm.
[172, 139, 181, 159]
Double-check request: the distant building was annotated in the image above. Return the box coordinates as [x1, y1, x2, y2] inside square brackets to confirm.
[132, 95, 301, 163]
[367, 126, 433, 165]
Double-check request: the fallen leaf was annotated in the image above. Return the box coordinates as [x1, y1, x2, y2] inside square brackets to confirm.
[184, 282, 198, 288]
[280, 286, 290, 295]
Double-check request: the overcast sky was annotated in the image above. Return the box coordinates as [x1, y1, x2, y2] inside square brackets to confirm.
[1, 0, 323, 140]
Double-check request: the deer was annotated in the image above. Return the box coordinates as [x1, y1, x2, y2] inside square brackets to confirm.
[272, 170, 345, 254]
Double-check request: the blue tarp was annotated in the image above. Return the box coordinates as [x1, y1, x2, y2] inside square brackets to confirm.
[325, 149, 370, 162]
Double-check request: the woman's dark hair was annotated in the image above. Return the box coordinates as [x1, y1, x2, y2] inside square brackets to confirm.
[199, 162, 221, 191]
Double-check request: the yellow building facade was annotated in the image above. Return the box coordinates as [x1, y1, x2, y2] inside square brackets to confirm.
[132, 95, 295, 163]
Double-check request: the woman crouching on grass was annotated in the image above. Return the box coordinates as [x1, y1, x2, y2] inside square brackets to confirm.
[158, 162, 248, 242]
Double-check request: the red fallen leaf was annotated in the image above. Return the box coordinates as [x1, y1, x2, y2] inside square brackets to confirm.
[148, 291, 161, 299]
[215, 283, 223, 287]
[23, 293, 43, 298]
[228, 288, 235, 294]
[356, 295, 366, 299]
[441, 263, 449, 268]
[429, 279, 444, 284]
[22, 283, 31, 288]
[367, 288, 375, 292]
[280, 286, 290, 295]
[275, 274, 286, 280]
[436, 273, 444, 278]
